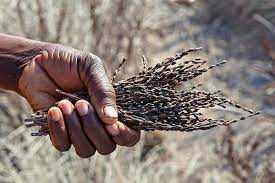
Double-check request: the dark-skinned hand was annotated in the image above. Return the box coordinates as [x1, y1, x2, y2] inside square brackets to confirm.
[17, 43, 140, 158]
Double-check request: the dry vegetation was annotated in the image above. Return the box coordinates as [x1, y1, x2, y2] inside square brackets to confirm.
[0, 0, 274, 183]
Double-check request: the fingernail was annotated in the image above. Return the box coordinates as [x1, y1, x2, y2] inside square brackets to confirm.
[117, 122, 126, 131]
[106, 123, 120, 136]
[59, 100, 72, 115]
[104, 106, 118, 118]
[49, 108, 60, 122]
[76, 101, 88, 116]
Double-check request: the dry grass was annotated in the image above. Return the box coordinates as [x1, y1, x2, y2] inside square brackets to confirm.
[0, 0, 274, 182]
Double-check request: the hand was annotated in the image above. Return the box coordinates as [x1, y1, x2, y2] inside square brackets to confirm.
[18, 43, 140, 158]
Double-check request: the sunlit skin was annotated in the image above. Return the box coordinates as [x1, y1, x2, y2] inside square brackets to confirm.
[0, 34, 140, 158]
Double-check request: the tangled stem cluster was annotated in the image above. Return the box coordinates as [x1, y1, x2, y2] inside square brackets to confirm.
[25, 48, 260, 136]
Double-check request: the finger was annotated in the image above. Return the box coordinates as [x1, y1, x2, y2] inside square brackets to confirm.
[58, 100, 96, 158]
[48, 107, 71, 152]
[75, 100, 116, 155]
[110, 122, 141, 147]
[78, 54, 118, 125]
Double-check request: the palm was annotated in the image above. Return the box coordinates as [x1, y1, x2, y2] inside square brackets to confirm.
[19, 53, 83, 111]
[16, 43, 141, 155]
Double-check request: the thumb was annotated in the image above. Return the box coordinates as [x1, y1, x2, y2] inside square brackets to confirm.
[78, 53, 118, 125]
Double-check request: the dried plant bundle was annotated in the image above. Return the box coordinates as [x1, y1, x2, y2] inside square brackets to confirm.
[24, 48, 260, 136]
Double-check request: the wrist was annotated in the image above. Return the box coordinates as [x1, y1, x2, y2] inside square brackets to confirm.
[0, 34, 49, 92]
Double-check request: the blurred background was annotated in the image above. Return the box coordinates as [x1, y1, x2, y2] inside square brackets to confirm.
[0, 0, 275, 182]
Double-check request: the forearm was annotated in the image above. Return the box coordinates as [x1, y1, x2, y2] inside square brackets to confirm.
[0, 33, 46, 91]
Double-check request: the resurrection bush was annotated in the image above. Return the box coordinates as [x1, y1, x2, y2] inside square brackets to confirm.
[25, 48, 260, 136]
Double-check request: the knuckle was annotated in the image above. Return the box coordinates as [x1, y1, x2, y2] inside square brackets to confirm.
[94, 90, 116, 103]
[82, 118, 97, 130]
[45, 43, 63, 60]
[116, 140, 128, 147]
[118, 138, 133, 147]
[67, 122, 82, 135]
[83, 56, 106, 81]
[97, 144, 116, 155]
[88, 53, 102, 64]
[127, 135, 141, 147]
[65, 118, 82, 136]
[81, 112, 99, 130]
[118, 131, 141, 147]
[91, 54, 102, 65]
[56, 145, 71, 152]
[76, 150, 96, 158]
[84, 53, 103, 70]
[79, 54, 116, 103]
[45, 43, 81, 61]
